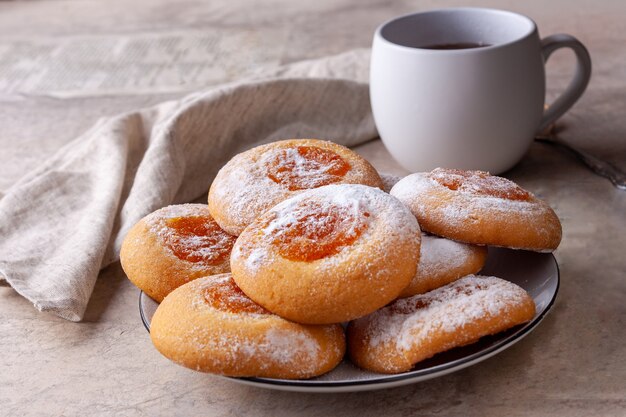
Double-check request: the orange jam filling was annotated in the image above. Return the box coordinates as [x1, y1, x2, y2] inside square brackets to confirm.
[164, 216, 236, 264]
[266, 145, 351, 191]
[391, 298, 432, 315]
[204, 278, 270, 315]
[429, 168, 532, 201]
[266, 200, 370, 262]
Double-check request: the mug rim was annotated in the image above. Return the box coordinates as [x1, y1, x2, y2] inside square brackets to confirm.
[375, 7, 538, 54]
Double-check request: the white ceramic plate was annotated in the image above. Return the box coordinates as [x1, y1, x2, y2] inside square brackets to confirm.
[139, 247, 559, 392]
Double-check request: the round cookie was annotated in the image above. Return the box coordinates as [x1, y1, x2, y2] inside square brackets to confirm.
[347, 275, 536, 374]
[399, 234, 488, 298]
[150, 274, 345, 379]
[208, 139, 384, 235]
[231, 184, 421, 325]
[390, 168, 562, 251]
[120, 204, 236, 302]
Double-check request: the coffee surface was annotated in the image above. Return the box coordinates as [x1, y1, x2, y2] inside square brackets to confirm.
[419, 42, 490, 50]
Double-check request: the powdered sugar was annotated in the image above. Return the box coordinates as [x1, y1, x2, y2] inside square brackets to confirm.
[427, 168, 532, 201]
[208, 140, 350, 234]
[209, 155, 285, 234]
[208, 139, 383, 235]
[417, 234, 479, 278]
[182, 275, 326, 376]
[390, 170, 562, 251]
[243, 246, 266, 271]
[171, 233, 234, 263]
[232, 184, 420, 273]
[144, 204, 235, 268]
[355, 275, 533, 352]
[264, 327, 321, 365]
[391, 172, 539, 218]
[264, 146, 350, 190]
[264, 184, 416, 245]
[181, 328, 323, 377]
[261, 191, 371, 261]
[146, 204, 205, 220]
[390, 171, 554, 228]
[194, 273, 269, 315]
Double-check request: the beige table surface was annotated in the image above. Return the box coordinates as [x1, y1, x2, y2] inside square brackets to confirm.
[1, 0, 625, 416]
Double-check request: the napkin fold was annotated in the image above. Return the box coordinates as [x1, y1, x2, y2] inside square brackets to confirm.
[0, 49, 375, 321]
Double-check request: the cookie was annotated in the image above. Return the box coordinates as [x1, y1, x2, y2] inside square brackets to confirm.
[208, 139, 383, 235]
[390, 168, 562, 251]
[399, 234, 487, 298]
[230, 184, 421, 324]
[347, 275, 536, 373]
[120, 204, 236, 302]
[150, 274, 345, 379]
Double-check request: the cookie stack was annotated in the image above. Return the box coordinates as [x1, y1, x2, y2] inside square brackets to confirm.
[120, 139, 561, 377]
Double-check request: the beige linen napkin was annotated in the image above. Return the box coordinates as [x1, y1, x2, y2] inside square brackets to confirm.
[0, 49, 374, 321]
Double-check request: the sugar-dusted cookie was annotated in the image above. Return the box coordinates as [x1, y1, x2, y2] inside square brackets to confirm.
[120, 204, 236, 302]
[347, 275, 536, 374]
[390, 168, 562, 251]
[208, 139, 383, 235]
[399, 234, 487, 298]
[231, 184, 421, 324]
[150, 274, 345, 379]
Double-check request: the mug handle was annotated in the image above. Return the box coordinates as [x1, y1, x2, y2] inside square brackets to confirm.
[538, 34, 592, 133]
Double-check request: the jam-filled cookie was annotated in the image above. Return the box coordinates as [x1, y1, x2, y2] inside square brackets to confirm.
[399, 234, 487, 298]
[348, 275, 536, 374]
[390, 168, 562, 251]
[208, 139, 384, 235]
[150, 274, 345, 379]
[230, 184, 421, 324]
[120, 204, 236, 302]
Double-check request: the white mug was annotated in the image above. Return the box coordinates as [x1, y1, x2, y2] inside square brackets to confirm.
[370, 8, 592, 174]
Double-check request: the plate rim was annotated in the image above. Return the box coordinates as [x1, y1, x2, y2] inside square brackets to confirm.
[139, 252, 559, 391]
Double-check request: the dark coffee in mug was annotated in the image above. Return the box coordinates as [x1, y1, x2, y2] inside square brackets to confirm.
[419, 42, 491, 50]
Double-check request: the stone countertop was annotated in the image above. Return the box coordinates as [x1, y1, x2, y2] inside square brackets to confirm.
[0, 0, 624, 416]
